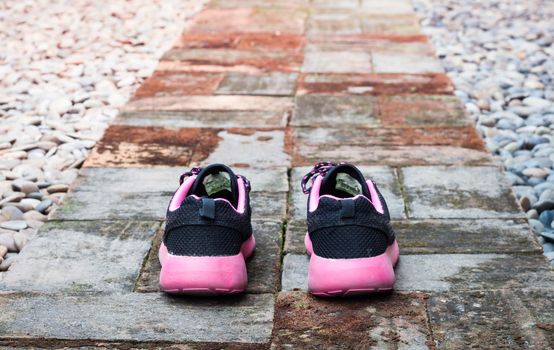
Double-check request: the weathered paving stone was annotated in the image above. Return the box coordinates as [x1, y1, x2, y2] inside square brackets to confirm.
[119, 96, 292, 128]
[289, 166, 405, 221]
[311, 0, 360, 9]
[136, 220, 283, 294]
[297, 73, 453, 95]
[251, 192, 287, 221]
[55, 167, 287, 221]
[361, 14, 422, 35]
[118, 110, 288, 129]
[393, 219, 541, 254]
[0, 293, 274, 343]
[162, 48, 302, 72]
[134, 71, 224, 98]
[284, 219, 309, 255]
[428, 289, 554, 349]
[175, 32, 305, 54]
[121, 95, 293, 128]
[87, 127, 293, 169]
[281, 253, 554, 292]
[372, 52, 444, 74]
[272, 291, 431, 348]
[293, 94, 379, 127]
[74, 167, 287, 194]
[199, 129, 290, 169]
[285, 218, 541, 255]
[360, 0, 414, 14]
[378, 95, 470, 126]
[210, 0, 311, 9]
[188, 8, 307, 35]
[293, 126, 486, 152]
[0, 221, 158, 293]
[294, 145, 492, 166]
[306, 16, 362, 36]
[53, 191, 170, 221]
[402, 166, 524, 219]
[302, 50, 372, 73]
[85, 126, 221, 168]
[215, 72, 298, 96]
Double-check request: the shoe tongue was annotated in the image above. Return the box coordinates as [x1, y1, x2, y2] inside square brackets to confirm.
[189, 164, 239, 206]
[320, 164, 370, 198]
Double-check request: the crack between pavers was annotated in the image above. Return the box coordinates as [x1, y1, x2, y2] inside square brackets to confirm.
[132, 222, 163, 293]
[395, 167, 412, 219]
[0, 338, 270, 350]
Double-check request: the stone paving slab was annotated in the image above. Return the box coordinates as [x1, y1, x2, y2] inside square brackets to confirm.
[281, 253, 554, 292]
[174, 32, 305, 53]
[73, 167, 288, 194]
[54, 167, 287, 221]
[86, 127, 290, 169]
[0, 293, 274, 343]
[197, 130, 290, 169]
[188, 8, 308, 35]
[85, 126, 218, 168]
[272, 291, 431, 349]
[293, 126, 486, 152]
[161, 48, 302, 73]
[285, 218, 541, 255]
[293, 94, 469, 127]
[134, 71, 224, 98]
[136, 220, 283, 294]
[294, 145, 493, 167]
[402, 166, 524, 219]
[117, 110, 288, 129]
[121, 96, 293, 129]
[215, 72, 298, 96]
[378, 95, 470, 126]
[55, 191, 286, 222]
[429, 289, 554, 349]
[0, 221, 158, 293]
[289, 166, 405, 221]
[297, 73, 453, 95]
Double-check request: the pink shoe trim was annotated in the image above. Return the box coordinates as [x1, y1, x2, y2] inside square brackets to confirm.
[305, 233, 399, 296]
[308, 175, 323, 212]
[169, 175, 197, 211]
[366, 180, 384, 214]
[159, 234, 256, 294]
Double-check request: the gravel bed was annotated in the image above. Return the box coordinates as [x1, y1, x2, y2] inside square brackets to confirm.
[0, 0, 204, 269]
[415, 0, 554, 264]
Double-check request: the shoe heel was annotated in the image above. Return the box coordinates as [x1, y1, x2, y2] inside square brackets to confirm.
[306, 234, 399, 296]
[159, 235, 255, 295]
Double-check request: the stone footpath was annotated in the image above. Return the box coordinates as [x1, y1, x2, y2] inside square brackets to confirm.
[1, 0, 553, 348]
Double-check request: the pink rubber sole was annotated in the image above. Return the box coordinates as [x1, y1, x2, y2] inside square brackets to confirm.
[305, 233, 399, 297]
[159, 234, 256, 295]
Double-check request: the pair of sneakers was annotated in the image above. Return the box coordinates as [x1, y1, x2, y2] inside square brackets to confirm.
[159, 162, 399, 296]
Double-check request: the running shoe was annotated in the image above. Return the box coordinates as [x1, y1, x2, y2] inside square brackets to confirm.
[159, 164, 255, 295]
[301, 162, 400, 296]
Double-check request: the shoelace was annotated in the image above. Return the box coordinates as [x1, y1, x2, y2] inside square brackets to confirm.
[300, 161, 342, 194]
[179, 167, 251, 192]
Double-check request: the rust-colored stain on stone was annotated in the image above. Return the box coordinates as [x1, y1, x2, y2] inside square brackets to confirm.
[134, 71, 224, 98]
[298, 73, 453, 96]
[85, 125, 222, 167]
[272, 292, 432, 349]
[177, 32, 305, 52]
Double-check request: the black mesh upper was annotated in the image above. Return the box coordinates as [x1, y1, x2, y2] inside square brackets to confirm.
[307, 195, 395, 259]
[164, 195, 252, 256]
[311, 226, 389, 258]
